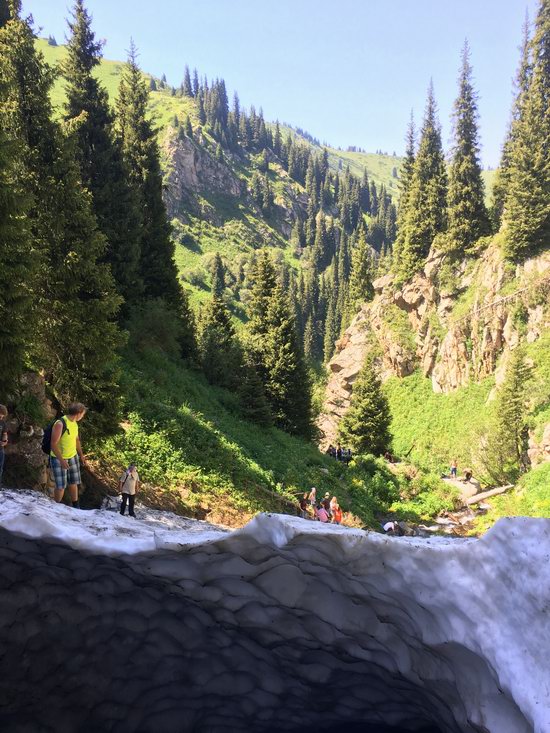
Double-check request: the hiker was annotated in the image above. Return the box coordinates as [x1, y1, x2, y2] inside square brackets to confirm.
[299, 493, 309, 519]
[464, 468, 472, 482]
[308, 486, 317, 508]
[0, 405, 8, 488]
[49, 402, 87, 508]
[326, 444, 336, 458]
[331, 500, 343, 525]
[345, 447, 353, 465]
[315, 503, 330, 523]
[322, 492, 332, 516]
[450, 459, 458, 479]
[119, 463, 140, 518]
[336, 444, 343, 461]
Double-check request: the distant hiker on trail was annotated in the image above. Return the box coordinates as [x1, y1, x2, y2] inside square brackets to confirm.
[308, 487, 317, 508]
[464, 468, 473, 482]
[326, 444, 336, 458]
[336, 444, 343, 461]
[119, 464, 140, 518]
[322, 492, 332, 516]
[315, 504, 330, 523]
[450, 459, 458, 478]
[0, 405, 8, 488]
[49, 402, 87, 508]
[344, 448, 352, 465]
[331, 500, 343, 525]
[299, 493, 309, 519]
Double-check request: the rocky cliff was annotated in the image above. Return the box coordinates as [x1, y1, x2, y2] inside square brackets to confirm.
[319, 243, 550, 449]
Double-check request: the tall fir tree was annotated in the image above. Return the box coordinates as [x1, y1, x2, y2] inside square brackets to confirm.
[62, 0, 142, 314]
[237, 352, 272, 427]
[210, 252, 225, 298]
[0, 5, 123, 426]
[491, 13, 533, 228]
[117, 42, 195, 357]
[338, 354, 392, 456]
[347, 223, 374, 315]
[399, 82, 447, 280]
[447, 42, 490, 251]
[481, 348, 532, 483]
[393, 111, 415, 269]
[198, 296, 241, 388]
[0, 53, 33, 395]
[503, 0, 550, 260]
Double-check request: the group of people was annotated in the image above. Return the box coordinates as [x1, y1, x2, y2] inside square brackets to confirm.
[325, 444, 353, 464]
[299, 487, 343, 524]
[0, 401, 140, 517]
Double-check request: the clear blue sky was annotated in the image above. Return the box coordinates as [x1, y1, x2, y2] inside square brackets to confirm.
[22, 0, 538, 167]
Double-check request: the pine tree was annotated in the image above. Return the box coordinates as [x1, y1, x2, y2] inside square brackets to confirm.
[198, 296, 240, 388]
[447, 42, 490, 251]
[347, 223, 374, 314]
[117, 42, 194, 356]
[393, 111, 415, 268]
[237, 352, 272, 426]
[503, 1, 550, 260]
[491, 13, 532, 228]
[210, 252, 225, 297]
[0, 6, 123, 426]
[338, 355, 392, 456]
[62, 0, 142, 314]
[182, 64, 193, 96]
[399, 82, 447, 279]
[481, 349, 532, 483]
[0, 61, 33, 395]
[248, 252, 312, 437]
[262, 283, 312, 437]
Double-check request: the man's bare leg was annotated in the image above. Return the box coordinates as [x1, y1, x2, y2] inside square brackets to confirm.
[68, 483, 78, 503]
[54, 488, 64, 503]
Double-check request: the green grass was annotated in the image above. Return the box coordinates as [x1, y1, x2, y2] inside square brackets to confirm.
[474, 461, 550, 533]
[90, 349, 453, 527]
[384, 370, 495, 475]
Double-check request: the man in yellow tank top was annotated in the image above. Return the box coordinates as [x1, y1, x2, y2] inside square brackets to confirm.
[50, 402, 87, 508]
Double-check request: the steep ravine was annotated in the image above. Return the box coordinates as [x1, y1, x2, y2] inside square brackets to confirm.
[319, 244, 550, 452]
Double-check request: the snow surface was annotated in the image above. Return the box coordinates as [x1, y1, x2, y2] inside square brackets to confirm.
[0, 489, 548, 733]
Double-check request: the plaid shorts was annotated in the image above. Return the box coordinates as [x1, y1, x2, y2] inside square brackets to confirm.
[50, 455, 81, 490]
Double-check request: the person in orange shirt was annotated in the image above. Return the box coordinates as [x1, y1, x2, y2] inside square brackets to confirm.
[331, 501, 343, 525]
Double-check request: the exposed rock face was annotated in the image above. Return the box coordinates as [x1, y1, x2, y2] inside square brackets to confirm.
[319, 246, 550, 447]
[528, 423, 550, 467]
[0, 493, 546, 733]
[162, 132, 244, 220]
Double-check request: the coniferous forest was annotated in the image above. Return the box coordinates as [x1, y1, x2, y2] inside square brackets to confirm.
[0, 0, 549, 529]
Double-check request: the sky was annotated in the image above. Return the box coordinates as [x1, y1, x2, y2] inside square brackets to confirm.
[22, 0, 538, 168]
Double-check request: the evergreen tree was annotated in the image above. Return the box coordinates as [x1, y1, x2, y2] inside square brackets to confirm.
[62, 0, 142, 313]
[0, 6, 123, 426]
[182, 64, 193, 96]
[447, 42, 490, 251]
[237, 352, 272, 427]
[248, 252, 312, 437]
[117, 42, 194, 356]
[491, 13, 532, 228]
[210, 252, 225, 297]
[198, 296, 240, 388]
[393, 111, 415, 268]
[347, 223, 374, 314]
[338, 355, 392, 456]
[481, 349, 532, 483]
[0, 60, 33, 394]
[503, 0, 550, 260]
[399, 82, 447, 279]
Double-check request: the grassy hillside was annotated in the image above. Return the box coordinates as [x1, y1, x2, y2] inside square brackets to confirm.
[87, 348, 454, 527]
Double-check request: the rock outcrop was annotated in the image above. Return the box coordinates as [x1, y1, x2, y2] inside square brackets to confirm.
[319, 245, 550, 447]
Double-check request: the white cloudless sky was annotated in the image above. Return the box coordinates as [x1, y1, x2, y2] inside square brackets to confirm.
[22, 0, 539, 167]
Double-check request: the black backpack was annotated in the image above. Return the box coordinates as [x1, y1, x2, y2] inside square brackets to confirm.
[41, 417, 68, 455]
